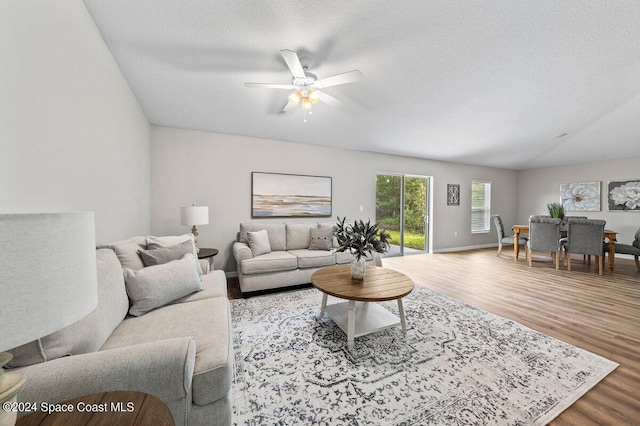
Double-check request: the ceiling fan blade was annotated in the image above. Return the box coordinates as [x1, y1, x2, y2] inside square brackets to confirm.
[282, 101, 297, 112]
[316, 90, 344, 107]
[314, 70, 362, 88]
[280, 49, 306, 79]
[244, 82, 297, 90]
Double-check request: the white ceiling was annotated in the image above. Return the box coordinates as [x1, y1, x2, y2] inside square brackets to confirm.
[82, 0, 640, 170]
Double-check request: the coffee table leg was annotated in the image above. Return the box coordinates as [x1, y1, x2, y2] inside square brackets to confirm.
[320, 293, 327, 317]
[398, 298, 407, 336]
[347, 300, 355, 349]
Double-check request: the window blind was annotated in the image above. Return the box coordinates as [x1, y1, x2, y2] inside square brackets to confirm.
[471, 181, 491, 233]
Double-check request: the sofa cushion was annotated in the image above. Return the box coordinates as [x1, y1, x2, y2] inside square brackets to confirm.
[288, 249, 336, 269]
[247, 229, 271, 256]
[146, 234, 203, 276]
[7, 249, 129, 367]
[174, 270, 228, 303]
[335, 251, 354, 264]
[240, 223, 286, 251]
[309, 227, 333, 250]
[241, 251, 298, 275]
[286, 223, 314, 250]
[124, 253, 203, 316]
[138, 240, 195, 267]
[101, 297, 232, 406]
[97, 236, 147, 271]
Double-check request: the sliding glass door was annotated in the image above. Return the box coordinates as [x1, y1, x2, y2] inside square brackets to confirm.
[376, 173, 430, 256]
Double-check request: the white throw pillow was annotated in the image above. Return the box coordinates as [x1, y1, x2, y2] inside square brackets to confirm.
[248, 229, 271, 256]
[124, 253, 203, 316]
[146, 234, 203, 276]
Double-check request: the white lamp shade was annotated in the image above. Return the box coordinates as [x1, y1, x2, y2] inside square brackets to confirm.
[0, 213, 98, 352]
[180, 205, 209, 226]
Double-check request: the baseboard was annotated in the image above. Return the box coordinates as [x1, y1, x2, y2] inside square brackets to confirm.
[225, 271, 238, 278]
[433, 243, 498, 253]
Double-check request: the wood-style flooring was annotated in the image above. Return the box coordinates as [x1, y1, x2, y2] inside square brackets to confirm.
[226, 248, 640, 425]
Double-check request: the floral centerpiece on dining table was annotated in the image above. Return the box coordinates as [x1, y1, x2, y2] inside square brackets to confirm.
[333, 216, 390, 280]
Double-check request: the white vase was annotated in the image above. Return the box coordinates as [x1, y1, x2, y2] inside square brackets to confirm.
[351, 257, 366, 280]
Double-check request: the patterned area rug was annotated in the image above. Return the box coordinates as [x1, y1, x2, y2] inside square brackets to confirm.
[231, 286, 617, 425]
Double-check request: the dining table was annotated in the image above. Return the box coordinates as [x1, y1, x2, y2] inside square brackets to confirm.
[512, 225, 618, 273]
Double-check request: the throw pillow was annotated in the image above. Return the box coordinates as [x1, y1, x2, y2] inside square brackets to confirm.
[97, 236, 147, 271]
[139, 240, 194, 267]
[124, 253, 203, 316]
[146, 234, 203, 276]
[309, 227, 333, 250]
[248, 229, 271, 256]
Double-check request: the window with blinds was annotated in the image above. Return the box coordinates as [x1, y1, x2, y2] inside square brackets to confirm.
[471, 180, 491, 233]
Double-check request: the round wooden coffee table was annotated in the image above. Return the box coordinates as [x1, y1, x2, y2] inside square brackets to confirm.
[311, 264, 414, 348]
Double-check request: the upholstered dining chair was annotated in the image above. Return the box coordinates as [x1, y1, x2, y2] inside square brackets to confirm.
[527, 216, 562, 269]
[612, 227, 640, 271]
[560, 216, 588, 231]
[560, 218, 606, 275]
[491, 215, 528, 257]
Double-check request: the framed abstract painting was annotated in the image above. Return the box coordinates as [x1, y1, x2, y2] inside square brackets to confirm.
[607, 179, 640, 211]
[559, 181, 601, 212]
[252, 172, 332, 217]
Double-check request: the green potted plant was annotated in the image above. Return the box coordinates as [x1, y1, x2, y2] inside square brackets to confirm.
[547, 202, 565, 219]
[333, 216, 390, 280]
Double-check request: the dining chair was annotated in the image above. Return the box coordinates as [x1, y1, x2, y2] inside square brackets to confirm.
[560, 216, 588, 231]
[560, 218, 606, 275]
[527, 216, 562, 269]
[612, 227, 640, 271]
[491, 215, 528, 257]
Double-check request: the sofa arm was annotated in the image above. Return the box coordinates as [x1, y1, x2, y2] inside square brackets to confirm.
[16, 337, 196, 412]
[233, 242, 253, 268]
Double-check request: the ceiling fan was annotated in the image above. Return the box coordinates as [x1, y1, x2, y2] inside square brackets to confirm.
[244, 49, 362, 116]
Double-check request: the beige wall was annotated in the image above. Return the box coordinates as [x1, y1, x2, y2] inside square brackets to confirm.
[151, 126, 518, 273]
[1, 0, 150, 244]
[517, 157, 640, 245]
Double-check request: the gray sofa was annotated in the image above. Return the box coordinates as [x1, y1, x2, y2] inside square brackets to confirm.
[233, 222, 382, 294]
[11, 236, 232, 426]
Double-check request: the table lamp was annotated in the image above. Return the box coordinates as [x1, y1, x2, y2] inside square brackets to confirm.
[180, 203, 209, 253]
[0, 213, 98, 425]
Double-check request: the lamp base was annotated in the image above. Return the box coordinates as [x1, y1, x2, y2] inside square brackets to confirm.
[191, 225, 200, 253]
[0, 352, 25, 426]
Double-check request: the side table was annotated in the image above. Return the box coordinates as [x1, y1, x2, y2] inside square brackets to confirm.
[16, 391, 174, 426]
[197, 248, 218, 269]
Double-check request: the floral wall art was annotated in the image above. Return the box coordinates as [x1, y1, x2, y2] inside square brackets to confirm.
[559, 181, 601, 212]
[607, 179, 640, 211]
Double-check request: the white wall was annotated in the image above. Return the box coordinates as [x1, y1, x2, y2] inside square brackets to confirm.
[1, 0, 150, 244]
[151, 126, 517, 273]
[517, 157, 640, 245]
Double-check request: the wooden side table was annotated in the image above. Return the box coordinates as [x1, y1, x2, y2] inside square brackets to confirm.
[197, 248, 218, 269]
[16, 391, 174, 426]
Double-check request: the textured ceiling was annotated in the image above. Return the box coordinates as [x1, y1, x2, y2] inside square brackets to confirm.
[82, 0, 640, 170]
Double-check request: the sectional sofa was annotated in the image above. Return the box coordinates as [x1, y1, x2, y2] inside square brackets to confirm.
[11, 235, 232, 426]
[232, 222, 382, 294]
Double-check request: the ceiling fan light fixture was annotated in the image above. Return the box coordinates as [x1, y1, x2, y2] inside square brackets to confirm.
[301, 97, 312, 111]
[288, 91, 302, 105]
[308, 90, 320, 104]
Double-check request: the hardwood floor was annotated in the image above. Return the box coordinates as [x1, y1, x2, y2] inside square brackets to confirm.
[226, 248, 640, 425]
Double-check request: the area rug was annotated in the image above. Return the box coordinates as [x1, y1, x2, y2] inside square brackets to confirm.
[231, 286, 617, 425]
